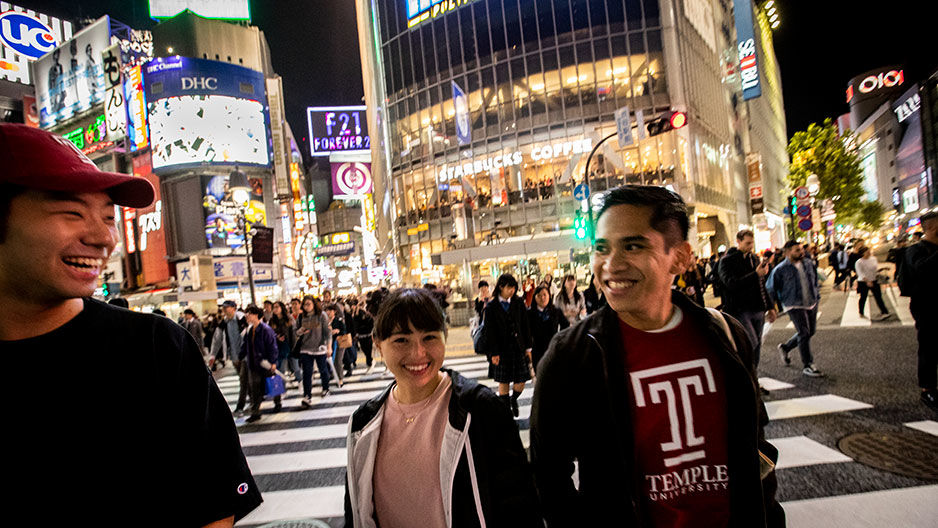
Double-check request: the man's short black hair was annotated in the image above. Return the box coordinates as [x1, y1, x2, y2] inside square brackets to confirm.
[477, 280, 489, 289]
[596, 185, 689, 248]
[783, 240, 801, 251]
[373, 288, 447, 341]
[920, 211, 938, 227]
[183, 308, 196, 316]
[107, 297, 129, 308]
[0, 184, 26, 244]
[736, 229, 754, 241]
[244, 305, 264, 317]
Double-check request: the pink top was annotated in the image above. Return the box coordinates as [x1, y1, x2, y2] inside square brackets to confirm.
[373, 373, 453, 528]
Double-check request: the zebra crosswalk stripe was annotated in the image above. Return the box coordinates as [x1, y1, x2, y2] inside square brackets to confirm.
[230, 357, 879, 526]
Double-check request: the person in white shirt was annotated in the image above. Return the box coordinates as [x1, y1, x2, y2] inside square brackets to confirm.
[854, 247, 890, 320]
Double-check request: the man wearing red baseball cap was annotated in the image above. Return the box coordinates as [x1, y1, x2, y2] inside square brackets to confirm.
[0, 123, 262, 525]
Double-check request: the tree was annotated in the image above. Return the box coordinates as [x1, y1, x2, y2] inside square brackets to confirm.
[854, 200, 886, 231]
[787, 118, 866, 222]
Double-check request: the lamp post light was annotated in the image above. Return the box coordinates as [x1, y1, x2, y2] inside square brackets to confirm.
[228, 167, 257, 306]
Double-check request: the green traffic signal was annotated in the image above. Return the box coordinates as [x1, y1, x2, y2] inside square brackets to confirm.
[574, 215, 589, 240]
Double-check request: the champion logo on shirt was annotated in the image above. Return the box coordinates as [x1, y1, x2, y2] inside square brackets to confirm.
[237, 482, 249, 495]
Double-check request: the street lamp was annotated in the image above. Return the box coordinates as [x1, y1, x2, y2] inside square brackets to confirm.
[228, 167, 257, 306]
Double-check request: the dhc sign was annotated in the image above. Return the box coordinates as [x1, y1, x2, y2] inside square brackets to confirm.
[181, 76, 218, 90]
[0, 10, 58, 59]
[732, 0, 761, 100]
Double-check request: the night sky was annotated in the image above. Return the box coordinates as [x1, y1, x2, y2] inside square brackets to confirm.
[18, 0, 936, 157]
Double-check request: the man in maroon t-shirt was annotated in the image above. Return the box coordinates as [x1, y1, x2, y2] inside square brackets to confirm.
[531, 185, 784, 527]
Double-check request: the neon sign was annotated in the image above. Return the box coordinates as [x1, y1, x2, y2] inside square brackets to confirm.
[307, 106, 370, 157]
[406, 0, 475, 28]
[62, 114, 110, 154]
[848, 69, 904, 103]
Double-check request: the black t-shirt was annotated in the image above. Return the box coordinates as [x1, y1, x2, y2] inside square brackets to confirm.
[1, 299, 262, 526]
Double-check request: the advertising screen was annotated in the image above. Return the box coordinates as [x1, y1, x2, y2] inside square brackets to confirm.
[307, 106, 369, 157]
[33, 16, 109, 128]
[124, 64, 147, 150]
[201, 173, 266, 250]
[149, 95, 269, 169]
[145, 56, 270, 171]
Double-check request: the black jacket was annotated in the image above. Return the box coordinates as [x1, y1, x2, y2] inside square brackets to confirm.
[719, 247, 770, 314]
[526, 304, 569, 367]
[481, 296, 532, 364]
[899, 239, 938, 312]
[530, 292, 784, 527]
[344, 369, 541, 527]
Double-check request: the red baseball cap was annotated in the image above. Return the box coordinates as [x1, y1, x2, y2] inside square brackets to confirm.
[0, 123, 154, 208]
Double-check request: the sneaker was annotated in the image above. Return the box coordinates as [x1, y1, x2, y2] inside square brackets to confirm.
[301, 397, 312, 408]
[873, 313, 890, 321]
[778, 344, 791, 366]
[322, 389, 330, 397]
[274, 402, 282, 413]
[859, 313, 867, 318]
[921, 390, 938, 412]
[365, 365, 374, 375]
[802, 365, 825, 378]
[245, 414, 262, 423]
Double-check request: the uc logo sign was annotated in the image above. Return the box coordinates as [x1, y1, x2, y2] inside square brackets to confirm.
[0, 11, 57, 60]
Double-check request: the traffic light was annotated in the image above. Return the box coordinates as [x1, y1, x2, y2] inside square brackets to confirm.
[646, 111, 688, 137]
[101, 281, 110, 298]
[574, 212, 590, 240]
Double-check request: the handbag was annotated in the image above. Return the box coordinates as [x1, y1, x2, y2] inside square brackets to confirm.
[337, 333, 353, 349]
[264, 374, 285, 399]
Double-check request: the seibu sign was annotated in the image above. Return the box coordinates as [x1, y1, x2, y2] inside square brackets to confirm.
[847, 69, 904, 103]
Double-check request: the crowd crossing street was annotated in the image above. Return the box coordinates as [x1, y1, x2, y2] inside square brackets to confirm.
[217, 284, 938, 527]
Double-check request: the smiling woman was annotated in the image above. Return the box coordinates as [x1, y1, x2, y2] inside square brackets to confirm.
[345, 288, 541, 528]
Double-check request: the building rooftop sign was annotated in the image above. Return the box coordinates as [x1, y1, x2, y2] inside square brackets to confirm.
[149, 0, 250, 21]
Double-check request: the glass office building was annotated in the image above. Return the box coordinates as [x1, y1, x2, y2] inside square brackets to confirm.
[356, 0, 786, 320]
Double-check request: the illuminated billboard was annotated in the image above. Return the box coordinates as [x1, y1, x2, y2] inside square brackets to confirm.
[307, 105, 370, 157]
[0, 3, 73, 85]
[405, 0, 475, 28]
[145, 56, 270, 171]
[33, 16, 109, 128]
[149, 96, 269, 169]
[331, 162, 373, 199]
[148, 0, 250, 21]
[201, 173, 266, 249]
[732, 0, 761, 101]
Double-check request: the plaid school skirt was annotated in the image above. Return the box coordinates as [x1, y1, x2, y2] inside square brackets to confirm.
[490, 352, 532, 384]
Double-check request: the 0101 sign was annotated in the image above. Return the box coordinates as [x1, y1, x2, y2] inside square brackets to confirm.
[307, 106, 371, 157]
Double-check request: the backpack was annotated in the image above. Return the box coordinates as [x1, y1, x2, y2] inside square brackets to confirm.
[471, 312, 487, 355]
[708, 259, 725, 294]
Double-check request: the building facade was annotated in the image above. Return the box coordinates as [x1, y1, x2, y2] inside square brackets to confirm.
[356, 0, 787, 321]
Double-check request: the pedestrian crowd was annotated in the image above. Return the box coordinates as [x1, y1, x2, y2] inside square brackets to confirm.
[175, 289, 387, 423]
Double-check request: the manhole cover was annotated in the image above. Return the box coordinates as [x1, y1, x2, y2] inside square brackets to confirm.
[257, 520, 331, 528]
[839, 431, 938, 480]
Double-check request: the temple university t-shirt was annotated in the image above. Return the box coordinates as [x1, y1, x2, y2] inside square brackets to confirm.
[619, 306, 731, 527]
